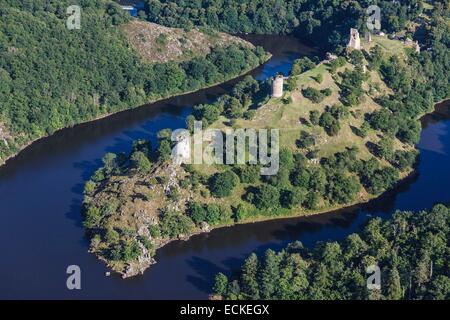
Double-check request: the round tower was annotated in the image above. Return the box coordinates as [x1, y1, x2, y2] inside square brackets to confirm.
[272, 75, 284, 98]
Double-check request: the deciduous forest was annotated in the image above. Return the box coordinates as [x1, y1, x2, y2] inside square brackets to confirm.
[0, 0, 266, 162]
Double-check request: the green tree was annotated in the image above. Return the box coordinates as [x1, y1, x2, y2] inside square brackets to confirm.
[291, 57, 316, 75]
[377, 136, 394, 160]
[83, 206, 103, 229]
[157, 139, 173, 162]
[259, 249, 280, 299]
[130, 151, 152, 173]
[103, 153, 118, 175]
[291, 168, 310, 188]
[188, 202, 207, 225]
[208, 171, 239, 198]
[159, 212, 194, 238]
[386, 267, 403, 300]
[213, 273, 229, 296]
[84, 180, 96, 196]
[241, 253, 260, 299]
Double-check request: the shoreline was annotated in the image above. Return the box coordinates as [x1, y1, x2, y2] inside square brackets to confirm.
[169, 99, 450, 232]
[119, 98, 449, 278]
[0, 54, 272, 170]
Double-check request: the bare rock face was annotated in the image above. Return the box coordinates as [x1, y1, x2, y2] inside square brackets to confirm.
[0, 125, 9, 147]
[201, 222, 211, 233]
[138, 225, 150, 237]
[122, 242, 156, 278]
[164, 163, 180, 194]
[121, 20, 254, 64]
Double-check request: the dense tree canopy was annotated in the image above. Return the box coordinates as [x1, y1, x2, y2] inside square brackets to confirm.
[0, 0, 267, 161]
[143, 0, 424, 49]
[214, 204, 450, 300]
[80, 0, 449, 276]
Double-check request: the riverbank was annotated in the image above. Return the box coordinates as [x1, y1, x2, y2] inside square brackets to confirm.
[187, 102, 450, 257]
[83, 33, 441, 278]
[0, 53, 271, 170]
[169, 102, 450, 235]
[128, 99, 444, 280]
[1, 29, 449, 298]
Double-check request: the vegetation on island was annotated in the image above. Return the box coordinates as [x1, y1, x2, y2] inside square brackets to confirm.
[78, 1, 450, 279]
[213, 204, 450, 300]
[0, 0, 268, 164]
[82, 22, 448, 276]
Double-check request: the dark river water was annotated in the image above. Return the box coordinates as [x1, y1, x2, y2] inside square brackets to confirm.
[0, 35, 449, 299]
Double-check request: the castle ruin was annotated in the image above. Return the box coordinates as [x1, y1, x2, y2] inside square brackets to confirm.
[347, 28, 361, 50]
[272, 75, 284, 98]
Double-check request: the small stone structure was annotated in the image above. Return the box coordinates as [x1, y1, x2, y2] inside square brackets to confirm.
[272, 75, 284, 98]
[347, 28, 361, 50]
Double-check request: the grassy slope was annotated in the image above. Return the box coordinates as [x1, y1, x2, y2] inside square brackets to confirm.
[202, 36, 412, 215]
[88, 36, 418, 275]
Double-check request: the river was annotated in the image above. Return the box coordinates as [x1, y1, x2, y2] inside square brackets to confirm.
[0, 35, 448, 299]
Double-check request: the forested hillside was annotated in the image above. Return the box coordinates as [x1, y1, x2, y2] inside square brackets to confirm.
[80, 1, 449, 279]
[0, 0, 267, 163]
[213, 204, 450, 300]
[142, 0, 424, 49]
[80, 35, 429, 277]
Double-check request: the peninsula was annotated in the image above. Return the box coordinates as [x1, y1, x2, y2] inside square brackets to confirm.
[82, 33, 438, 277]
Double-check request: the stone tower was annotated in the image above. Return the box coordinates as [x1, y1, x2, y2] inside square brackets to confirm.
[347, 28, 361, 50]
[272, 75, 284, 98]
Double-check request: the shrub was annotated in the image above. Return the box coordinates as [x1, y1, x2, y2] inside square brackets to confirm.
[253, 184, 280, 210]
[309, 110, 320, 125]
[302, 87, 325, 103]
[209, 171, 239, 198]
[159, 212, 194, 238]
[296, 131, 315, 149]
